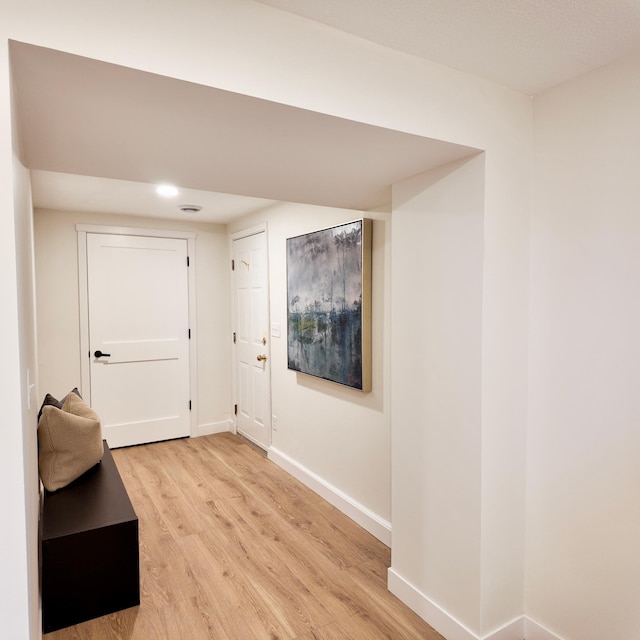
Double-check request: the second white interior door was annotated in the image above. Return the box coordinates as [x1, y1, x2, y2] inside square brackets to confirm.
[233, 230, 271, 450]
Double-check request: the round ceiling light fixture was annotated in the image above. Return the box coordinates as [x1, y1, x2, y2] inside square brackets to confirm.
[155, 184, 179, 197]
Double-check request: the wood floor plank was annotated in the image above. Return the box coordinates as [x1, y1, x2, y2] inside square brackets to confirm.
[145, 479, 213, 539]
[287, 500, 379, 570]
[271, 526, 377, 621]
[177, 532, 280, 640]
[306, 499, 391, 566]
[181, 435, 248, 501]
[233, 462, 322, 529]
[295, 610, 424, 640]
[131, 449, 216, 540]
[196, 502, 337, 635]
[45, 433, 444, 640]
[138, 531, 201, 610]
[187, 524, 305, 640]
[151, 439, 222, 505]
[117, 441, 169, 486]
[160, 593, 231, 640]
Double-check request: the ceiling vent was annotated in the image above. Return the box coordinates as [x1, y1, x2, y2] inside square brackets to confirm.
[179, 204, 202, 213]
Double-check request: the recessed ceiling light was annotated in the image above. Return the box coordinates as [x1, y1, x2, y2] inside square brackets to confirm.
[156, 184, 179, 197]
[179, 205, 202, 213]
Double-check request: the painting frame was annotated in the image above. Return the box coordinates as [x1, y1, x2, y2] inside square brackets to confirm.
[286, 218, 372, 392]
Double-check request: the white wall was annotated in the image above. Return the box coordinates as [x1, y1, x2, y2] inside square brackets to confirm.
[13, 156, 41, 640]
[1, 1, 532, 636]
[391, 155, 485, 632]
[0, 44, 38, 637]
[527, 50, 640, 640]
[390, 153, 529, 639]
[34, 209, 232, 434]
[229, 203, 392, 536]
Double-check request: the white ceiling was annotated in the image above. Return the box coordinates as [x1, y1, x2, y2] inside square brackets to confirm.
[256, 0, 640, 96]
[14, 1, 640, 221]
[30, 172, 280, 224]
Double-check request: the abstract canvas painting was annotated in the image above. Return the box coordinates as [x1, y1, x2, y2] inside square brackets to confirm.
[287, 218, 372, 391]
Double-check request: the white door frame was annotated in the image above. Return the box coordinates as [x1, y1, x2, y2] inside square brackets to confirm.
[229, 222, 271, 443]
[76, 224, 198, 438]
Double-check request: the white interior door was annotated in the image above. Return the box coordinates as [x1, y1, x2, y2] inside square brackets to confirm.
[86, 233, 191, 448]
[233, 230, 271, 450]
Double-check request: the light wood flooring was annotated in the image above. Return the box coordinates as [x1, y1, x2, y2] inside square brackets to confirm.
[45, 432, 443, 640]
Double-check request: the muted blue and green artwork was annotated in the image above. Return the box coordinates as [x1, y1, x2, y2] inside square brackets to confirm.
[287, 220, 365, 390]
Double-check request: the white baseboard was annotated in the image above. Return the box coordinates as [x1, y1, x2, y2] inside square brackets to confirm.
[388, 567, 528, 640]
[388, 568, 480, 640]
[268, 447, 392, 546]
[195, 420, 232, 437]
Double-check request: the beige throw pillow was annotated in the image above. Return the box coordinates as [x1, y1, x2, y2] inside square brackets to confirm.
[38, 393, 104, 492]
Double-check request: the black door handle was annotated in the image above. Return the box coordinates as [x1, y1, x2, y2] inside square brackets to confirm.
[94, 350, 111, 358]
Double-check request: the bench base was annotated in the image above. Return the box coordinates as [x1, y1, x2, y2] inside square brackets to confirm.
[41, 443, 139, 633]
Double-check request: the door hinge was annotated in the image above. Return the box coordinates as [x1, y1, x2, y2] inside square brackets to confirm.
[231, 259, 235, 271]
[187, 256, 190, 267]
[188, 328, 191, 339]
[189, 400, 192, 411]
[234, 404, 238, 415]
[233, 331, 236, 344]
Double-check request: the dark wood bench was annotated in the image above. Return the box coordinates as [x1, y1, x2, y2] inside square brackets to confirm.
[41, 442, 140, 633]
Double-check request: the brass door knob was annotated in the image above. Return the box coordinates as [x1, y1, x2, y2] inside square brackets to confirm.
[257, 354, 267, 362]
